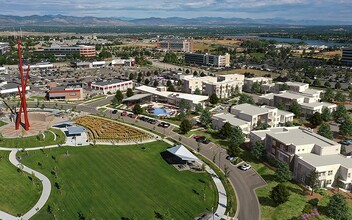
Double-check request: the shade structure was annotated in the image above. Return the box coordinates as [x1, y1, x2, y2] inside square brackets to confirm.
[67, 126, 85, 135]
[167, 145, 199, 161]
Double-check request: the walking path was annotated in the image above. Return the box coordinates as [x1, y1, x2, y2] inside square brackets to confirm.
[0, 150, 52, 220]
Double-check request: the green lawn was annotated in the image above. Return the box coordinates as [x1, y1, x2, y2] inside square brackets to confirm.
[0, 128, 65, 148]
[0, 121, 7, 127]
[0, 151, 42, 216]
[19, 142, 217, 219]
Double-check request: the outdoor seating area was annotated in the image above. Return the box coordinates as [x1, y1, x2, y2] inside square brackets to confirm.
[74, 115, 153, 143]
[163, 145, 203, 172]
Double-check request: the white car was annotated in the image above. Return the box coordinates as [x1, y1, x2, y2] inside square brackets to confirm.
[238, 163, 251, 171]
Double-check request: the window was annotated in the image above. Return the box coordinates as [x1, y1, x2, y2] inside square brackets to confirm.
[328, 170, 333, 176]
[348, 173, 351, 178]
[327, 180, 332, 184]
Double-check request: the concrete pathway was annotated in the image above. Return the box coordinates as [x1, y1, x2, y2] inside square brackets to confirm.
[0, 150, 52, 220]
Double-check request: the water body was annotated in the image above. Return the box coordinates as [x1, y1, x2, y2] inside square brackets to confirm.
[257, 36, 351, 47]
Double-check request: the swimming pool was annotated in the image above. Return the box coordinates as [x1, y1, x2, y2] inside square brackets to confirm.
[152, 108, 171, 116]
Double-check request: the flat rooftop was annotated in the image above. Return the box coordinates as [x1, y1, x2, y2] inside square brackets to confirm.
[232, 103, 274, 116]
[274, 91, 305, 100]
[299, 153, 352, 169]
[136, 85, 208, 103]
[268, 127, 338, 148]
[277, 81, 308, 87]
[213, 113, 250, 126]
[92, 79, 131, 86]
[300, 102, 336, 109]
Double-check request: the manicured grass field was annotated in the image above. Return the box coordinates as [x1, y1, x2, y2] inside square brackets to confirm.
[217, 69, 279, 78]
[0, 128, 65, 148]
[0, 121, 7, 127]
[0, 151, 41, 216]
[19, 141, 217, 219]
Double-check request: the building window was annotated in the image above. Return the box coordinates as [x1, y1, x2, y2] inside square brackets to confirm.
[328, 170, 333, 176]
[327, 180, 332, 184]
[348, 173, 351, 178]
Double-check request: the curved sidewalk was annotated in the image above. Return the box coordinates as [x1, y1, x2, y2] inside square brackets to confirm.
[3, 150, 52, 220]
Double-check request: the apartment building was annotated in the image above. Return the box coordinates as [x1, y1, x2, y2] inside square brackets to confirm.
[230, 104, 279, 129]
[185, 53, 230, 67]
[212, 113, 251, 135]
[244, 77, 272, 92]
[212, 104, 293, 135]
[203, 80, 243, 99]
[182, 76, 218, 93]
[217, 74, 244, 82]
[250, 127, 352, 189]
[261, 81, 310, 94]
[157, 39, 194, 52]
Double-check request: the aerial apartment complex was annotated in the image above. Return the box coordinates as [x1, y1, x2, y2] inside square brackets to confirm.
[185, 52, 230, 67]
[157, 39, 194, 52]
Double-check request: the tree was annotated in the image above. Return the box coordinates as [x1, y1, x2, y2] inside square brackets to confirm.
[129, 73, 134, 80]
[322, 88, 334, 102]
[284, 121, 294, 127]
[209, 94, 219, 105]
[276, 162, 292, 182]
[179, 119, 192, 134]
[275, 101, 286, 110]
[153, 81, 159, 87]
[333, 104, 347, 120]
[199, 109, 212, 127]
[193, 71, 198, 76]
[334, 91, 346, 102]
[308, 112, 323, 128]
[251, 82, 261, 94]
[200, 72, 206, 77]
[167, 84, 176, 92]
[126, 88, 134, 97]
[194, 103, 203, 114]
[270, 183, 290, 205]
[318, 123, 333, 139]
[327, 194, 350, 220]
[305, 169, 320, 195]
[220, 122, 232, 138]
[321, 107, 331, 122]
[340, 119, 352, 137]
[313, 79, 321, 87]
[112, 90, 123, 106]
[178, 99, 190, 113]
[251, 141, 265, 160]
[335, 82, 342, 89]
[238, 94, 255, 104]
[194, 88, 202, 95]
[144, 78, 150, 85]
[132, 104, 143, 115]
[228, 126, 245, 147]
[279, 83, 289, 91]
[227, 145, 241, 157]
[324, 81, 331, 88]
[185, 69, 190, 74]
[255, 122, 270, 130]
[289, 101, 301, 118]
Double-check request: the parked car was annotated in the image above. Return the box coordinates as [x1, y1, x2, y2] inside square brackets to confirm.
[196, 136, 206, 142]
[193, 135, 202, 139]
[238, 163, 251, 171]
[330, 122, 340, 126]
[226, 156, 235, 161]
[158, 122, 165, 127]
[120, 111, 127, 116]
[162, 123, 170, 128]
[202, 139, 211, 144]
[128, 113, 137, 118]
[149, 119, 157, 124]
[112, 110, 117, 114]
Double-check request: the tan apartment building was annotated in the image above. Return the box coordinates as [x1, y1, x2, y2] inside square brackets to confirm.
[250, 127, 352, 189]
[182, 76, 218, 93]
[244, 77, 273, 92]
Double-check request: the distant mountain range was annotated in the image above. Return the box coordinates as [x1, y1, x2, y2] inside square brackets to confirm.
[0, 14, 350, 27]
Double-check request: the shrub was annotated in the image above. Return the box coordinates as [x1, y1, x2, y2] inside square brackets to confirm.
[302, 204, 313, 214]
[308, 198, 319, 207]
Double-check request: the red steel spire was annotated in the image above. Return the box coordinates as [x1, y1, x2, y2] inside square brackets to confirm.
[15, 39, 30, 130]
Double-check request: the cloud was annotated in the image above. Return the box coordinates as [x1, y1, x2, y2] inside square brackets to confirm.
[0, 0, 351, 22]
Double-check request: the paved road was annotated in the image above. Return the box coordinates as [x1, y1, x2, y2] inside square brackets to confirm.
[106, 109, 266, 220]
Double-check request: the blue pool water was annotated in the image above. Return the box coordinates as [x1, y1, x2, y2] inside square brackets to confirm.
[153, 108, 171, 116]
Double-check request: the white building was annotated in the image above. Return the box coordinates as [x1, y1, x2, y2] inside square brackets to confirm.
[250, 127, 352, 189]
[136, 85, 209, 109]
[89, 79, 133, 95]
[244, 77, 273, 92]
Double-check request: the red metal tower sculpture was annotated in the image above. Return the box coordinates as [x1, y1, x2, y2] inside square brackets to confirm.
[15, 39, 30, 130]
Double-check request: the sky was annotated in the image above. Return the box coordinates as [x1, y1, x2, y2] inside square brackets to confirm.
[1, 0, 351, 22]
